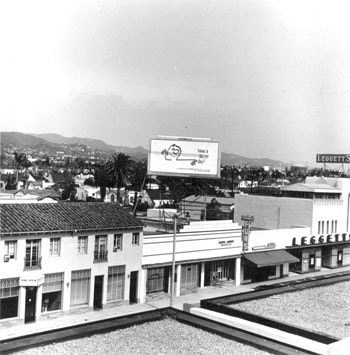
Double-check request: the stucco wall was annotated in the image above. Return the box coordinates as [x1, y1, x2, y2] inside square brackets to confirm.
[234, 194, 314, 230]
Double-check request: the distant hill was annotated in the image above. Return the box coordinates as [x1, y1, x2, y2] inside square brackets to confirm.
[31, 133, 148, 159]
[1, 131, 285, 167]
[31, 133, 116, 151]
[221, 152, 284, 167]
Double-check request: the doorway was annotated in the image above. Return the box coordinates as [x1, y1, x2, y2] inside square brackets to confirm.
[129, 271, 138, 304]
[93, 275, 104, 310]
[25, 287, 37, 323]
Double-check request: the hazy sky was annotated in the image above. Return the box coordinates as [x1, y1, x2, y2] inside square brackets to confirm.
[1, 0, 350, 164]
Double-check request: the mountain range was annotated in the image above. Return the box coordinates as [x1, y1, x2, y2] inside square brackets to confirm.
[0, 131, 285, 167]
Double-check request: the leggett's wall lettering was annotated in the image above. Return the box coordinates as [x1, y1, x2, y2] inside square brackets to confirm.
[291, 233, 350, 247]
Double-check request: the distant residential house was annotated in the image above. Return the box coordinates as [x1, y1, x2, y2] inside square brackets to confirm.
[75, 186, 88, 201]
[47, 172, 67, 186]
[238, 180, 258, 189]
[74, 174, 94, 187]
[0, 189, 60, 204]
[27, 181, 44, 190]
[84, 186, 101, 200]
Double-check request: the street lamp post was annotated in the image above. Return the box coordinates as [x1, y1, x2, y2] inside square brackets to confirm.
[170, 214, 177, 308]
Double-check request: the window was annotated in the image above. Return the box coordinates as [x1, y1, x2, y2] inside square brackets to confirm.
[114, 234, 123, 251]
[321, 221, 324, 234]
[331, 220, 334, 233]
[132, 233, 140, 246]
[70, 270, 90, 306]
[5, 241, 17, 260]
[78, 236, 88, 254]
[49, 238, 61, 256]
[94, 235, 108, 261]
[107, 266, 125, 301]
[0, 278, 19, 319]
[326, 221, 329, 234]
[42, 273, 64, 312]
[25, 239, 41, 268]
[318, 221, 321, 234]
[335, 220, 338, 233]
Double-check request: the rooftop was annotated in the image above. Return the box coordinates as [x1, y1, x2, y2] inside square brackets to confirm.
[0, 202, 143, 236]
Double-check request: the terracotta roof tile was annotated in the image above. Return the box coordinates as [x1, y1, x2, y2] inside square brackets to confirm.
[0, 202, 143, 235]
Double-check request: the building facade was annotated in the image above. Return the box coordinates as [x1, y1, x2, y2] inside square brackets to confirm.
[141, 220, 243, 301]
[234, 177, 350, 273]
[0, 203, 143, 323]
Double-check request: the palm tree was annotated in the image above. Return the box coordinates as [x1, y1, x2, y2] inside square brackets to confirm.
[106, 153, 133, 205]
[93, 163, 114, 202]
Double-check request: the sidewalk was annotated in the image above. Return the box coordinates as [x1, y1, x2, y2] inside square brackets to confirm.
[1, 266, 350, 342]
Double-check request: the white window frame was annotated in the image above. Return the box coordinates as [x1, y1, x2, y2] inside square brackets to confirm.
[5, 241, 17, 260]
[132, 232, 139, 246]
[114, 234, 123, 251]
[49, 238, 61, 256]
[78, 236, 88, 254]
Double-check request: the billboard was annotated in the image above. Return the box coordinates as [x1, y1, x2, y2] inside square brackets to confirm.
[148, 136, 220, 178]
[316, 154, 350, 163]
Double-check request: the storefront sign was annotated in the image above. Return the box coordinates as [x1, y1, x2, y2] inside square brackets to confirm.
[252, 242, 276, 251]
[218, 240, 235, 247]
[291, 233, 350, 247]
[20, 274, 44, 287]
[316, 154, 350, 163]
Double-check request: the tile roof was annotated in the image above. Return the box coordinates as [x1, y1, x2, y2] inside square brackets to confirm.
[0, 202, 143, 236]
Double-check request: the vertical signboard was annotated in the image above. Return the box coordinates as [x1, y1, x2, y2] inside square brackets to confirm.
[241, 215, 254, 252]
[148, 136, 220, 178]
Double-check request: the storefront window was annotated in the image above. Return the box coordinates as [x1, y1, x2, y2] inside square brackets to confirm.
[107, 266, 125, 301]
[146, 268, 165, 293]
[42, 273, 64, 312]
[71, 269, 90, 306]
[0, 278, 19, 319]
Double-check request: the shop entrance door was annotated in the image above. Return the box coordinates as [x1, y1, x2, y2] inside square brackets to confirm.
[93, 275, 103, 310]
[129, 271, 138, 304]
[309, 254, 315, 271]
[25, 287, 37, 323]
[337, 250, 343, 266]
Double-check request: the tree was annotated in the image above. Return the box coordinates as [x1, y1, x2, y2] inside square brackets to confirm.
[93, 163, 114, 202]
[13, 152, 31, 187]
[106, 153, 133, 204]
[61, 173, 77, 201]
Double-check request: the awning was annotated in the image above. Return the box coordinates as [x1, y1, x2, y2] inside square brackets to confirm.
[244, 250, 299, 268]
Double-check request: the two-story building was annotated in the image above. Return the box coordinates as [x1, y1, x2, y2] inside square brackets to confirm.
[0, 203, 143, 323]
[234, 177, 350, 273]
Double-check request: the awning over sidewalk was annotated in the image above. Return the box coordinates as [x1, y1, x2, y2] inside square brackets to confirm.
[244, 250, 299, 268]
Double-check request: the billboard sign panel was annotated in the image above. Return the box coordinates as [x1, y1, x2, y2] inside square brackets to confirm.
[316, 154, 350, 163]
[148, 136, 220, 178]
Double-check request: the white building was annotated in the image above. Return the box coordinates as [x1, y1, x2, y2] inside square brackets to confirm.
[0, 203, 144, 323]
[141, 220, 243, 300]
[234, 177, 350, 273]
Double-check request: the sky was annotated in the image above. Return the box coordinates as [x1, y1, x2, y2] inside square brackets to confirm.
[1, 0, 350, 164]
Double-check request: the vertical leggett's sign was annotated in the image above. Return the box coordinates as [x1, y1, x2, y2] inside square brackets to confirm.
[148, 136, 220, 178]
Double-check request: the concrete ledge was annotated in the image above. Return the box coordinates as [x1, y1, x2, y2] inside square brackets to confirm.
[190, 307, 328, 355]
[327, 337, 350, 355]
